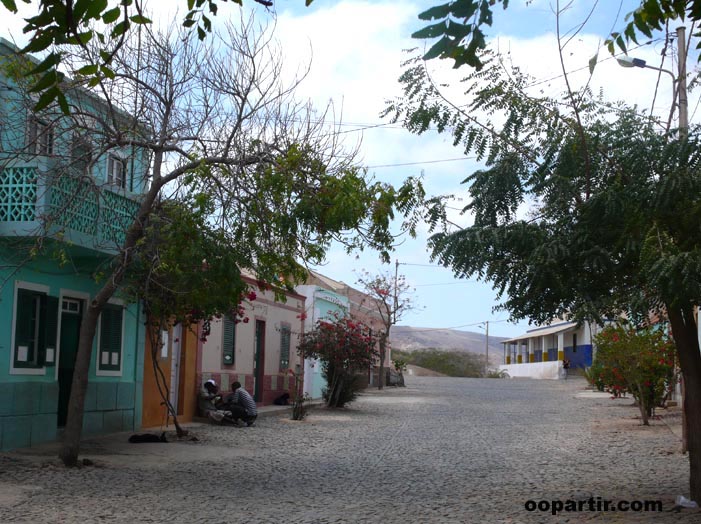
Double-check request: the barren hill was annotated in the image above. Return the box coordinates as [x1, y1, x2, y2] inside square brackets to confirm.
[390, 326, 508, 366]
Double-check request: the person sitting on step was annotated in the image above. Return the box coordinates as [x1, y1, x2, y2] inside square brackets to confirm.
[198, 379, 235, 424]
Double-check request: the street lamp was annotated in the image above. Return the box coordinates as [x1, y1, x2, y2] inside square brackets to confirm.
[478, 321, 489, 377]
[616, 55, 648, 69]
[615, 26, 688, 134]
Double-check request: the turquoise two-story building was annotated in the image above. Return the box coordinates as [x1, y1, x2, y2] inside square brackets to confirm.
[0, 38, 148, 450]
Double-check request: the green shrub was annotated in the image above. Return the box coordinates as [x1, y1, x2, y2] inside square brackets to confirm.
[393, 348, 482, 377]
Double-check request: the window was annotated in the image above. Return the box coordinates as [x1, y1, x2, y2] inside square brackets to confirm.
[27, 116, 54, 155]
[572, 333, 578, 353]
[279, 323, 291, 372]
[13, 287, 58, 369]
[71, 136, 92, 175]
[222, 316, 236, 366]
[62, 298, 81, 314]
[107, 155, 126, 188]
[98, 304, 123, 373]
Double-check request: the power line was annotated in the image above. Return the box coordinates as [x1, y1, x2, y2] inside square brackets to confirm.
[365, 156, 477, 169]
[414, 281, 480, 287]
[398, 318, 510, 333]
[398, 262, 445, 268]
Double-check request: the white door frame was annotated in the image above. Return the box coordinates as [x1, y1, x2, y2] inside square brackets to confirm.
[169, 323, 182, 412]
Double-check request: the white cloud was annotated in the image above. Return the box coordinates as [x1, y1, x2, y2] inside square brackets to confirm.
[4, 0, 685, 337]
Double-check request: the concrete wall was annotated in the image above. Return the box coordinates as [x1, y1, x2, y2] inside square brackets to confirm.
[499, 361, 564, 380]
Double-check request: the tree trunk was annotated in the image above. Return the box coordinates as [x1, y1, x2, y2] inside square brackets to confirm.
[58, 302, 102, 466]
[59, 174, 163, 466]
[667, 305, 701, 502]
[378, 333, 386, 390]
[332, 376, 344, 408]
[634, 383, 650, 426]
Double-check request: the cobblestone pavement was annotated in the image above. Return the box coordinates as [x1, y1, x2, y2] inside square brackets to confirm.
[1, 376, 699, 523]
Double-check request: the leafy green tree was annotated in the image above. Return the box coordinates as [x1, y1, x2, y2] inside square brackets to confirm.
[411, 1, 701, 70]
[385, 47, 701, 500]
[606, 0, 701, 56]
[298, 315, 379, 408]
[121, 196, 251, 437]
[590, 325, 677, 425]
[124, 197, 249, 326]
[29, 19, 428, 467]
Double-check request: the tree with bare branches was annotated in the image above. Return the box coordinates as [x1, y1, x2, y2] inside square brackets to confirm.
[1, 14, 427, 465]
[356, 268, 416, 389]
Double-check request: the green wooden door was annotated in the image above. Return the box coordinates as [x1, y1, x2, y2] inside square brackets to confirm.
[254, 320, 265, 402]
[58, 299, 82, 427]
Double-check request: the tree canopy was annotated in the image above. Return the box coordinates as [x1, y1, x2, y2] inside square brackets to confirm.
[386, 42, 701, 500]
[411, 1, 701, 70]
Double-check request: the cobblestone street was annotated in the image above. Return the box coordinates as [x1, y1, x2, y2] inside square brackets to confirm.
[1, 376, 699, 523]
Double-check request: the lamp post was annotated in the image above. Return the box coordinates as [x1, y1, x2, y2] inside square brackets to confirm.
[616, 26, 688, 135]
[479, 321, 489, 377]
[616, 26, 688, 452]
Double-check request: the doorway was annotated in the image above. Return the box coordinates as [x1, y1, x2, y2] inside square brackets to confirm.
[254, 320, 265, 402]
[57, 297, 83, 427]
[169, 324, 182, 413]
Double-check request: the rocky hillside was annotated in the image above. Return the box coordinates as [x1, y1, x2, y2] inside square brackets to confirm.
[390, 326, 508, 366]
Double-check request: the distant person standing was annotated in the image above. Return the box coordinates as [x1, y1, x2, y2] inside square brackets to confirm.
[224, 381, 258, 426]
[562, 358, 571, 380]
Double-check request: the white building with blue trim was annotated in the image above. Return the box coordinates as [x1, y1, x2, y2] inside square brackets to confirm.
[499, 320, 599, 380]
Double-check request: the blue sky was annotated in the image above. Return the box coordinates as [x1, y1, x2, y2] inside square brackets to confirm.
[4, 1, 694, 337]
[267, 0, 693, 337]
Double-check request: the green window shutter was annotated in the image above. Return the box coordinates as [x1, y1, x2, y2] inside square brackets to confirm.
[279, 324, 291, 372]
[99, 305, 123, 371]
[14, 288, 39, 368]
[222, 317, 235, 366]
[38, 295, 59, 367]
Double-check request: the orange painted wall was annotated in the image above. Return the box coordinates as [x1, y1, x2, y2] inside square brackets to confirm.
[141, 323, 198, 429]
[175, 325, 198, 422]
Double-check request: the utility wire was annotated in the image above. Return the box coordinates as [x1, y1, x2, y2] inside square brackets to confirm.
[414, 281, 480, 287]
[365, 156, 477, 169]
[398, 262, 446, 268]
[398, 318, 510, 333]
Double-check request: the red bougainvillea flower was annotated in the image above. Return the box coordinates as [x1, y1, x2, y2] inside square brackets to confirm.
[246, 291, 257, 301]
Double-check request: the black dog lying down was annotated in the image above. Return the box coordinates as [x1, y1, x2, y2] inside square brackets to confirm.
[128, 432, 167, 443]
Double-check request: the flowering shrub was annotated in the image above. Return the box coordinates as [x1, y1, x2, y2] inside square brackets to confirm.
[591, 325, 677, 425]
[298, 315, 379, 407]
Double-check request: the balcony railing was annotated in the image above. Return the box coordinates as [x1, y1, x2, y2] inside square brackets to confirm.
[0, 165, 141, 253]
